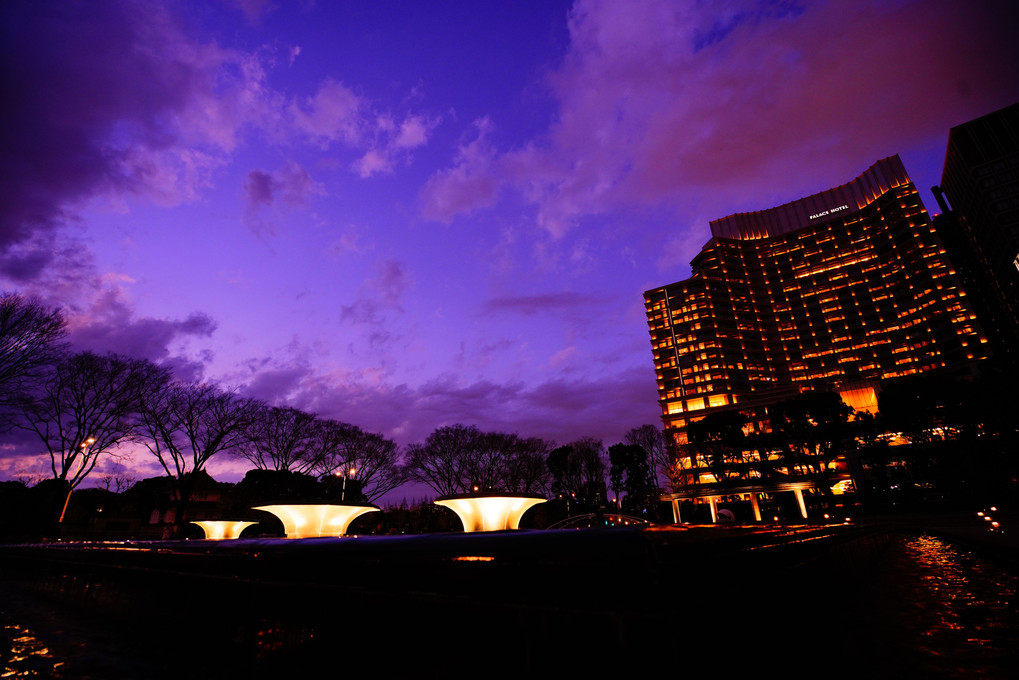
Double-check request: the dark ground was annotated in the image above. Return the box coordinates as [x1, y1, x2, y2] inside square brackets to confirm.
[1, 513, 1016, 678]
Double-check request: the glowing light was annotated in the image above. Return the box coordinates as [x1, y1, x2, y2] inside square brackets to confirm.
[191, 520, 257, 540]
[434, 494, 547, 532]
[839, 386, 878, 414]
[452, 556, 495, 562]
[254, 504, 379, 538]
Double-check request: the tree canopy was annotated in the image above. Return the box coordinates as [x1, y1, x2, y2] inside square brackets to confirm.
[20, 351, 170, 491]
[404, 424, 551, 497]
[0, 293, 66, 428]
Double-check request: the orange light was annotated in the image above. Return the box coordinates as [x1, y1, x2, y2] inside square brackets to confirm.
[192, 520, 257, 540]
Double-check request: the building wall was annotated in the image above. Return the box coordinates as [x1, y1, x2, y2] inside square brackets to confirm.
[645, 156, 987, 460]
[937, 103, 1019, 367]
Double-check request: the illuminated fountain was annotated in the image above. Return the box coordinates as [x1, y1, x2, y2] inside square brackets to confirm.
[191, 520, 257, 540]
[253, 504, 379, 538]
[434, 492, 547, 532]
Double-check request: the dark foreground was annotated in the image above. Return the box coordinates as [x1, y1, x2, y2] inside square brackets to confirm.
[1, 520, 1017, 678]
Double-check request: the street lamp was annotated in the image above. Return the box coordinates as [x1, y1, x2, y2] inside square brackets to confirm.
[59, 437, 95, 523]
[340, 466, 356, 502]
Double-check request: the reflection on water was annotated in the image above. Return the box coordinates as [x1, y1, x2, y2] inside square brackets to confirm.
[878, 534, 1019, 678]
[1, 623, 63, 678]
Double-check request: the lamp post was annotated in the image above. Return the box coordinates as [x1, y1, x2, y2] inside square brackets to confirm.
[58, 437, 94, 523]
[340, 466, 356, 502]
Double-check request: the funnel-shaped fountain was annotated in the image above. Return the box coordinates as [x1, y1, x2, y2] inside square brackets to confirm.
[253, 504, 379, 538]
[191, 520, 257, 540]
[434, 492, 546, 532]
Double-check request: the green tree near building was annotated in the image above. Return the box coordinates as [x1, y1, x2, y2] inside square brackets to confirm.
[687, 410, 751, 484]
[770, 391, 855, 510]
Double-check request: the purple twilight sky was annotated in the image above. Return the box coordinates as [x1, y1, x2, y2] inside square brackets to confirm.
[2, 0, 1018, 498]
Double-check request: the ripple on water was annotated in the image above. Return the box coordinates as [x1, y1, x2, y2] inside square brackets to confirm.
[880, 533, 1019, 678]
[2, 623, 64, 678]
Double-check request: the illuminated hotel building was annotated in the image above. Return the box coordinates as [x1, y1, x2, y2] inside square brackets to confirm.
[644, 156, 988, 475]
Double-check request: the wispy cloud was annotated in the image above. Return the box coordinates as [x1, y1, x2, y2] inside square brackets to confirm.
[422, 0, 1019, 245]
[0, 1, 258, 250]
[353, 113, 439, 178]
[419, 118, 500, 222]
[242, 160, 324, 233]
[340, 260, 412, 350]
[282, 364, 661, 449]
[289, 78, 366, 147]
[64, 279, 217, 382]
[0, 1, 435, 278]
[484, 292, 595, 316]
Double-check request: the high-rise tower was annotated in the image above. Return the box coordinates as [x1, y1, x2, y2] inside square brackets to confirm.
[645, 156, 987, 482]
[934, 103, 1019, 368]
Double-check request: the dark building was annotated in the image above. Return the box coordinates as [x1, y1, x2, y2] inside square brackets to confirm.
[933, 103, 1019, 368]
[645, 156, 987, 484]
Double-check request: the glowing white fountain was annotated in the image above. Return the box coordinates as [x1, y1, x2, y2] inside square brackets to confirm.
[434, 493, 547, 532]
[253, 504, 379, 538]
[191, 520, 257, 540]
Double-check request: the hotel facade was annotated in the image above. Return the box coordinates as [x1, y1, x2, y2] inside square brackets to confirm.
[645, 156, 988, 484]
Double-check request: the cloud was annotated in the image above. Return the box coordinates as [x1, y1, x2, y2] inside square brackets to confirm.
[243, 161, 322, 208]
[0, 0, 275, 253]
[0, 237, 57, 283]
[339, 259, 412, 349]
[235, 354, 316, 406]
[229, 0, 276, 24]
[0, 2, 439, 275]
[244, 170, 276, 209]
[395, 116, 432, 149]
[290, 79, 366, 147]
[0, 237, 214, 382]
[341, 259, 410, 317]
[353, 114, 439, 178]
[66, 287, 217, 381]
[243, 160, 324, 232]
[352, 149, 393, 178]
[281, 364, 662, 449]
[548, 345, 577, 369]
[373, 260, 410, 306]
[420, 118, 500, 222]
[421, 0, 1019, 238]
[485, 292, 595, 317]
[329, 231, 363, 256]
